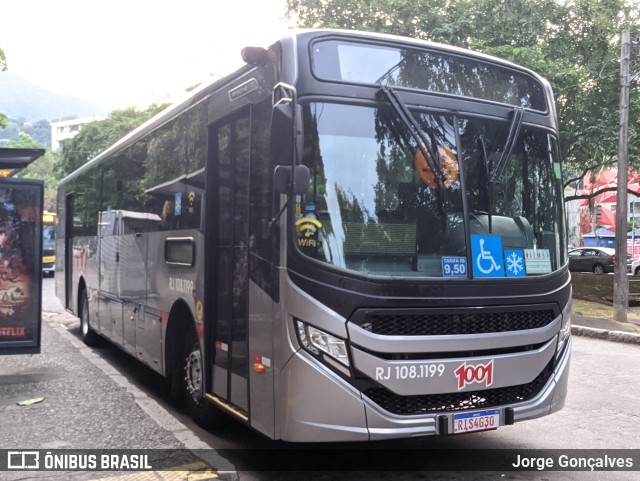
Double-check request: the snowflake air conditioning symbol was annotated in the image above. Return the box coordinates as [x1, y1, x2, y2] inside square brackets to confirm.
[504, 250, 525, 277]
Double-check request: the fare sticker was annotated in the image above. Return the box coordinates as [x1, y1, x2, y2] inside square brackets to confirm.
[523, 249, 551, 274]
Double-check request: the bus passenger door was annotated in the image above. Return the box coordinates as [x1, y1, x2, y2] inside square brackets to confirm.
[118, 213, 156, 356]
[97, 210, 120, 342]
[208, 111, 251, 414]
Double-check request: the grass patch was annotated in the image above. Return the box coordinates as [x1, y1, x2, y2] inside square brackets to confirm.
[573, 298, 640, 322]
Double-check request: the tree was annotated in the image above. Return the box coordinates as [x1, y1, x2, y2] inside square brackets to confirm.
[57, 104, 167, 177]
[0, 118, 51, 146]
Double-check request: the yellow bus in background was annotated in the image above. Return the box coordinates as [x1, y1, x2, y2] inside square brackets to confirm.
[42, 211, 56, 276]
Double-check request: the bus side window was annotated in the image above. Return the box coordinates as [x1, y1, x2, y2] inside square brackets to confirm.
[160, 199, 175, 230]
[173, 191, 201, 230]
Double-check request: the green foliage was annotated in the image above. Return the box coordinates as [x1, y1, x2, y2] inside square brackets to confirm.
[7, 133, 58, 210]
[5, 131, 40, 149]
[0, 103, 169, 212]
[57, 104, 167, 177]
[1, 118, 51, 146]
[56, 108, 158, 231]
[285, 0, 640, 176]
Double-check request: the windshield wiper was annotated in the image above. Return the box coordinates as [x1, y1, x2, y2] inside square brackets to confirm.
[477, 136, 493, 233]
[375, 61, 402, 85]
[378, 86, 446, 186]
[491, 106, 524, 182]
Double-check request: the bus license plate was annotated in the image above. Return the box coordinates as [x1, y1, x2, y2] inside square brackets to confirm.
[453, 409, 499, 434]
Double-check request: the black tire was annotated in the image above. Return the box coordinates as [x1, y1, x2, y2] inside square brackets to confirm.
[635, 267, 640, 276]
[593, 264, 605, 274]
[79, 290, 102, 347]
[183, 328, 218, 429]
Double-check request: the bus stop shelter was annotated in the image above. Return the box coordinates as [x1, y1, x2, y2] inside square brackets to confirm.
[0, 147, 45, 355]
[0, 147, 45, 176]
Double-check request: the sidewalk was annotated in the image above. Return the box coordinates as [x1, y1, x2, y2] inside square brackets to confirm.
[0, 308, 233, 480]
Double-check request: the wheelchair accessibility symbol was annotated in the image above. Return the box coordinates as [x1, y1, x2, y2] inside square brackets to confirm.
[471, 235, 505, 277]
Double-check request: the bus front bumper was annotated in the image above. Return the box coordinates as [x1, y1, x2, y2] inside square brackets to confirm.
[279, 337, 571, 442]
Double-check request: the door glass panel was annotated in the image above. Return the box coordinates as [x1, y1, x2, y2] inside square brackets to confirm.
[214, 111, 251, 405]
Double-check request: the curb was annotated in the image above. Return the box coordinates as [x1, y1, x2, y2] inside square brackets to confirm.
[571, 325, 640, 345]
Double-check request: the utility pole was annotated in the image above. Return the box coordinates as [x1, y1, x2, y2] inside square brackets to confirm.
[614, 29, 631, 323]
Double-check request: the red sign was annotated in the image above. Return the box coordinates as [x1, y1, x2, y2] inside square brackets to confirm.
[454, 360, 494, 390]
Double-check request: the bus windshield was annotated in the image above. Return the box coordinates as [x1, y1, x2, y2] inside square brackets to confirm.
[297, 102, 565, 277]
[43, 224, 55, 250]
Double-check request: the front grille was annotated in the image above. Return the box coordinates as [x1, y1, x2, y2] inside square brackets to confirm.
[356, 309, 556, 336]
[363, 361, 554, 415]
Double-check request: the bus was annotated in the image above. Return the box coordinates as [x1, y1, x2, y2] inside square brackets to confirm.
[42, 211, 56, 276]
[55, 30, 571, 441]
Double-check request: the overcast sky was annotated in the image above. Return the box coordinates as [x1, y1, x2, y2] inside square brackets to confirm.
[1, 0, 292, 111]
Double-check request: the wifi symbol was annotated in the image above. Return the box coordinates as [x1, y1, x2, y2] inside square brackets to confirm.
[295, 217, 323, 238]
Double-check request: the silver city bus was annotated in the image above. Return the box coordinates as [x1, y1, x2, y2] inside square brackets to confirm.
[56, 30, 571, 441]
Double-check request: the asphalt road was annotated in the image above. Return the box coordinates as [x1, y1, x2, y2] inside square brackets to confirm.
[0, 278, 638, 480]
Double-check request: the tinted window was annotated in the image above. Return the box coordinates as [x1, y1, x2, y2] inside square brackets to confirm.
[68, 169, 101, 237]
[312, 40, 546, 111]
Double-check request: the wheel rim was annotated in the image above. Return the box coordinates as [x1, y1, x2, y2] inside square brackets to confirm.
[81, 297, 89, 337]
[594, 265, 604, 274]
[185, 345, 204, 406]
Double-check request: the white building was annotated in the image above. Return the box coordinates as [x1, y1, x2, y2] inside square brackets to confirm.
[564, 190, 581, 249]
[50, 116, 105, 150]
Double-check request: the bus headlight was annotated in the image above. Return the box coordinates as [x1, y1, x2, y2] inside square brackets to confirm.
[295, 320, 350, 367]
[556, 310, 571, 360]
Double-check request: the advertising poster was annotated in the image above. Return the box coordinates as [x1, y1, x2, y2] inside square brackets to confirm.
[0, 179, 43, 355]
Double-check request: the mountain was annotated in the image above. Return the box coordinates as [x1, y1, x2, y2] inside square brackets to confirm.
[0, 70, 107, 122]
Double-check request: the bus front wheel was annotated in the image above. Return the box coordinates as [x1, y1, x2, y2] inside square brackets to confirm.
[183, 328, 218, 429]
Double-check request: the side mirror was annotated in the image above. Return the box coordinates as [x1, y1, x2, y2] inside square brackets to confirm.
[271, 102, 303, 165]
[274, 165, 310, 195]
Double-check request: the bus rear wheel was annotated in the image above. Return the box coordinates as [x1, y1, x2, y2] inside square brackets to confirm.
[183, 328, 218, 429]
[80, 291, 101, 347]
